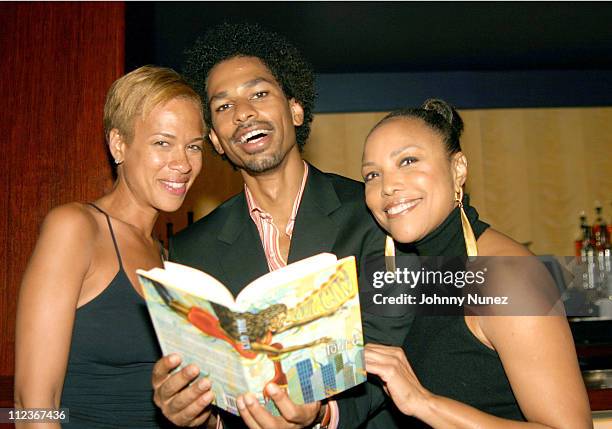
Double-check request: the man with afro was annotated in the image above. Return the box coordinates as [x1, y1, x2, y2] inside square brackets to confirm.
[151, 22, 410, 429]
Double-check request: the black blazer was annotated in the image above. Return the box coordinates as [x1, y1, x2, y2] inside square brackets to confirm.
[170, 164, 410, 429]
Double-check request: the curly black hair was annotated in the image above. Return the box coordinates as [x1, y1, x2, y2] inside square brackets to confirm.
[183, 22, 316, 150]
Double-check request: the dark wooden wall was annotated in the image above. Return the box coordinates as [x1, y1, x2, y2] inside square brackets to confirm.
[0, 3, 125, 407]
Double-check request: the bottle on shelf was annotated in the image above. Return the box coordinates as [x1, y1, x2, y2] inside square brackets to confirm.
[593, 205, 609, 249]
[575, 211, 588, 258]
[593, 202, 605, 242]
[581, 220, 596, 290]
[593, 203, 611, 291]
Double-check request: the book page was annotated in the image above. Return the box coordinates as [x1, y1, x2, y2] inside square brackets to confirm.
[235, 253, 338, 309]
[140, 276, 254, 415]
[138, 261, 236, 308]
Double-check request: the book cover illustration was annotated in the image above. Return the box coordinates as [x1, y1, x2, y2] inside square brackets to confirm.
[138, 254, 366, 415]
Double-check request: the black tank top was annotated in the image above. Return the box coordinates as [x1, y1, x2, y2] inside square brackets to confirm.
[402, 199, 525, 422]
[60, 204, 171, 428]
[404, 316, 524, 421]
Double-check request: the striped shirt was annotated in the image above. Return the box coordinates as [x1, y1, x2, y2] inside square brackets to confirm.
[245, 161, 309, 272]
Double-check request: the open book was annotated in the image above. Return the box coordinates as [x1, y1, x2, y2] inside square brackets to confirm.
[137, 253, 366, 416]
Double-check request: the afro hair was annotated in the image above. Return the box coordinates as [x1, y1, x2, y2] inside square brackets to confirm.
[183, 22, 316, 150]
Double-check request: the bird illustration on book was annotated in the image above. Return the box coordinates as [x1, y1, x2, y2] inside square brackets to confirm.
[151, 265, 355, 400]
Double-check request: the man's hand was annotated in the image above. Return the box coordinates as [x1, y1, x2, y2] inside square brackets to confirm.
[236, 383, 321, 429]
[152, 354, 215, 427]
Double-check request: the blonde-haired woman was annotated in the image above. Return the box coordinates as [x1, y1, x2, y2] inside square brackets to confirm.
[15, 66, 204, 428]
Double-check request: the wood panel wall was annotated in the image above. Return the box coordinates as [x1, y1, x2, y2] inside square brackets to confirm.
[0, 3, 124, 407]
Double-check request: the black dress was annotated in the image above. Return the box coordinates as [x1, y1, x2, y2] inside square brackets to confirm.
[60, 204, 171, 428]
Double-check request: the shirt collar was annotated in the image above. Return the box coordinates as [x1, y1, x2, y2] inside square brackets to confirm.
[245, 161, 309, 232]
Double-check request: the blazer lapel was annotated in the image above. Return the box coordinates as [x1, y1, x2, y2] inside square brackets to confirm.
[216, 193, 269, 295]
[213, 166, 342, 293]
[288, 165, 341, 263]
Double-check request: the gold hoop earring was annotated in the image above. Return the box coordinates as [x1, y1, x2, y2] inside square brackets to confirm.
[385, 235, 396, 272]
[456, 189, 478, 257]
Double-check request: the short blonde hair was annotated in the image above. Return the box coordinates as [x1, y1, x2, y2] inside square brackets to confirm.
[103, 65, 202, 142]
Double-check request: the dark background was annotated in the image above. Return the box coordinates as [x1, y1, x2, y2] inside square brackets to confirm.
[126, 2, 612, 111]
